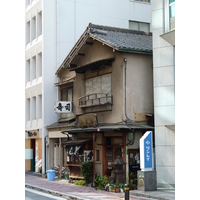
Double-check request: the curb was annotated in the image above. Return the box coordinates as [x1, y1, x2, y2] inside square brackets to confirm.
[25, 183, 84, 200]
[130, 191, 174, 200]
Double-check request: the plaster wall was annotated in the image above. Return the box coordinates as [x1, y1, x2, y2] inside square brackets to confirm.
[70, 41, 153, 124]
[124, 53, 153, 121]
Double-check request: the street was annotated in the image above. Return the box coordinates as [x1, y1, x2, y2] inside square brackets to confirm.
[25, 187, 157, 200]
[25, 188, 66, 200]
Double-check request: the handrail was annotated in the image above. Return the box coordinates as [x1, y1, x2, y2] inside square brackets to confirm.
[78, 93, 109, 100]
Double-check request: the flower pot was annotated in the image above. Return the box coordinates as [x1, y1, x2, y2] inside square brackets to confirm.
[115, 188, 120, 193]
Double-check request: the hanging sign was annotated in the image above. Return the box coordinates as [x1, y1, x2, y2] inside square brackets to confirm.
[54, 101, 72, 113]
[140, 131, 153, 171]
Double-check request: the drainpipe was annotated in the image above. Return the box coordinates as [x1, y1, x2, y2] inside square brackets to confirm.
[44, 135, 48, 173]
[124, 57, 132, 122]
[124, 57, 130, 184]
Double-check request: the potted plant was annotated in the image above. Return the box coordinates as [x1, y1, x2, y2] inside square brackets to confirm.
[130, 172, 137, 190]
[115, 184, 120, 193]
[108, 181, 114, 192]
[95, 175, 108, 190]
[119, 183, 124, 193]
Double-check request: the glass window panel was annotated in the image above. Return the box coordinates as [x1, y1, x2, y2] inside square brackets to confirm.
[139, 22, 150, 32]
[68, 88, 73, 101]
[169, 4, 175, 18]
[169, 0, 175, 4]
[129, 21, 139, 31]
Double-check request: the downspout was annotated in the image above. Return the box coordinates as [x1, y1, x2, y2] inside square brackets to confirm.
[124, 58, 128, 121]
[124, 57, 129, 183]
[45, 135, 48, 173]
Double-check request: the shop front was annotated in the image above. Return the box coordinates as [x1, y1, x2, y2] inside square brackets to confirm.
[62, 115, 153, 183]
[25, 129, 42, 172]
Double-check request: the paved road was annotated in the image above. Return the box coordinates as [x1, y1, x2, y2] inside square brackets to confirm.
[25, 188, 66, 200]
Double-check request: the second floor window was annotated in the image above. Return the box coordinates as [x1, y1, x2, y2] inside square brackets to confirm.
[61, 87, 73, 102]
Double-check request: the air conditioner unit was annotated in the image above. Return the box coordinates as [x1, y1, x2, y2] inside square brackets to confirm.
[54, 101, 72, 113]
[84, 150, 93, 162]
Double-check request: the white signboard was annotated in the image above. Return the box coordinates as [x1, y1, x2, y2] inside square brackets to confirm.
[84, 150, 93, 162]
[54, 101, 72, 113]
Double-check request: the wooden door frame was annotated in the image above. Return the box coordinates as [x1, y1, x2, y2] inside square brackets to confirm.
[102, 132, 126, 176]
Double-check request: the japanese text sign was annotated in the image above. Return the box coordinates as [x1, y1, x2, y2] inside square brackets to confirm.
[54, 101, 72, 113]
[140, 131, 153, 171]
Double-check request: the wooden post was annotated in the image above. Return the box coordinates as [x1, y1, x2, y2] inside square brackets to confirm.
[93, 132, 95, 187]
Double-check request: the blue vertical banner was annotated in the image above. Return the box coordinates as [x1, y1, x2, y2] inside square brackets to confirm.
[144, 131, 153, 169]
[140, 131, 153, 171]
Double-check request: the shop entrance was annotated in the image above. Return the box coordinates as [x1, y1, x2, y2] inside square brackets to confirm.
[103, 135, 125, 177]
[129, 149, 140, 185]
[31, 139, 35, 171]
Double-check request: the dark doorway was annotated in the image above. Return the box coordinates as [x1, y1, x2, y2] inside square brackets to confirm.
[31, 139, 35, 171]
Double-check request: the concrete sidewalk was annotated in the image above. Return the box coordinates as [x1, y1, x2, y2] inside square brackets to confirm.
[25, 173, 175, 200]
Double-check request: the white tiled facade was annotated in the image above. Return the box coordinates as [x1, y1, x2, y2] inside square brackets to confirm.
[25, 0, 152, 175]
[152, 0, 175, 188]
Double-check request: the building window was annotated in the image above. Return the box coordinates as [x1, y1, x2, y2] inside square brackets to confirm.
[31, 16, 36, 42]
[96, 149, 100, 162]
[31, 56, 36, 81]
[26, 98, 30, 121]
[169, 0, 175, 30]
[26, 59, 30, 83]
[165, 0, 175, 32]
[26, 21, 30, 45]
[37, 94, 42, 119]
[32, 96, 36, 120]
[129, 21, 150, 32]
[37, 52, 42, 78]
[133, 0, 150, 3]
[61, 87, 73, 102]
[37, 11, 42, 37]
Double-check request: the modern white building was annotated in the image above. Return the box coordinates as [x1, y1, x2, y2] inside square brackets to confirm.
[25, 0, 152, 175]
[152, 0, 175, 188]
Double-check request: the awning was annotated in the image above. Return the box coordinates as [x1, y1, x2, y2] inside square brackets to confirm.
[62, 124, 154, 134]
[63, 138, 92, 155]
[62, 138, 92, 146]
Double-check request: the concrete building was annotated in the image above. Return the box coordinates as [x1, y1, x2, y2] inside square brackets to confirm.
[152, 0, 175, 188]
[25, 0, 152, 176]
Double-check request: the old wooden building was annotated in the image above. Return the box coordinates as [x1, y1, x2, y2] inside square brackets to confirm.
[47, 23, 154, 182]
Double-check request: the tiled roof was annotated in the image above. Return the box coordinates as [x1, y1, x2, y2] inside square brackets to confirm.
[89, 23, 152, 53]
[56, 23, 152, 75]
[46, 121, 76, 129]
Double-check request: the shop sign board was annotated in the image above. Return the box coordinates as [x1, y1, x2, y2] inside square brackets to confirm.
[78, 114, 98, 127]
[54, 101, 72, 113]
[140, 131, 153, 171]
[27, 130, 39, 139]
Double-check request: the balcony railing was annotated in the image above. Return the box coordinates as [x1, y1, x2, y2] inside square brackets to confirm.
[78, 93, 113, 108]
